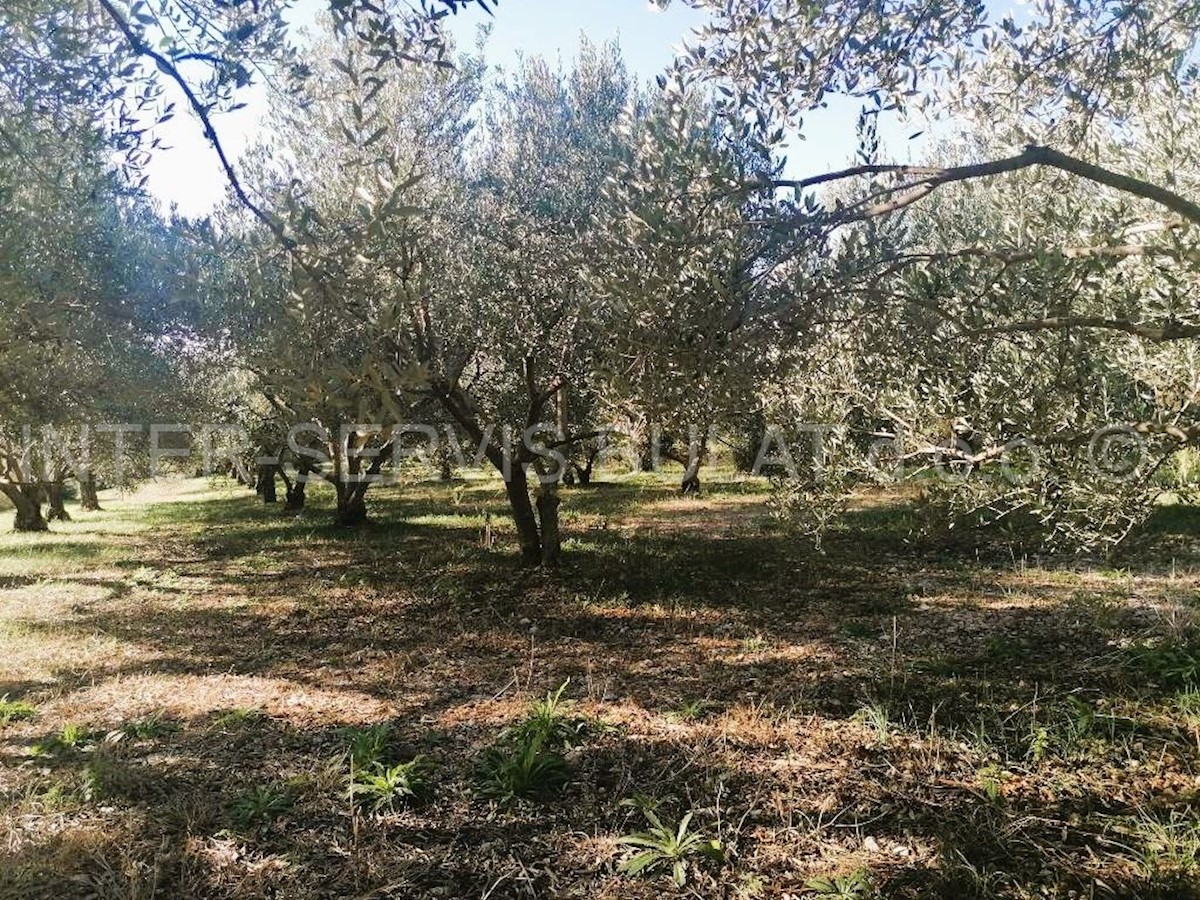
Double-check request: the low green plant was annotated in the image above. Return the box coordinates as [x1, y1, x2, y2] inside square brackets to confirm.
[1026, 723, 1052, 763]
[0, 696, 35, 724]
[852, 703, 892, 746]
[741, 633, 768, 654]
[350, 757, 433, 812]
[804, 868, 874, 899]
[1131, 808, 1200, 879]
[619, 793, 665, 815]
[80, 755, 118, 802]
[341, 723, 391, 769]
[120, 713, 177, 740]
[229, 783, 293, 831]
[976, 764, 1005, 803]
[670, 699, 716, 723]
[210, 707, 264, 730]
[476, 732, 568, 802]
[1059, 696, 1098, 748]
[617, 807, 723, 887]
[32, 722, 93, 756]
[507, 680, 588, 749]
[1129, 641, 1200, 689]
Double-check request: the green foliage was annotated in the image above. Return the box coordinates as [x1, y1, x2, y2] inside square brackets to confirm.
[617, 807, 723, 887]
[80, 755, 119, 802]
[1131, 809, 1200, 880]
[476, 732, 569, 802]
[1130, 641, 1200, 690]
[671, 699, 716, 723]
[350, 757, 433, 812]
[341, 723, 392, 769]
[229, 783, 294, 831]
[506, 680, 588, 750]
[209, 708, 264, 730]
[32, 723, 94, 756]
[119, 713, 177, 740]
[852, 703, 892, 747]
[803, 869, 875, 900]
[0, 697, 35, 725]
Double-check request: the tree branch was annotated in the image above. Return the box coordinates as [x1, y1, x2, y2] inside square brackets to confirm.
[96, 0, 294, 248]
[972, 316, 1200, 342]
[772, 145, 1200, 227]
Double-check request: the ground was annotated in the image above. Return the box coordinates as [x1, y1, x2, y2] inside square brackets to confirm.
[1, 472, 1199, 899]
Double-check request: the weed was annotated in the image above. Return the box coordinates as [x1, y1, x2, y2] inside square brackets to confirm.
[852, 702, 892, 746]
[507, 680, 588, 749]
[350, 757, 433, 812]
[1026, 723, 1052, 763]
[735, 872, 768, 899]
[619, 793, 666, 815]
[341, 723, 391, 769]
[32, 722, 93, 756]
[976, 764, 1005, 803]
[671, 698, 716, 722]
[80, 755, 119, 802]
[804, 868, 874, 899]
[985, 635, 1031, 662]
[476, 732, 568, 802]
[1131, 808, 1200, 879]
[617, 807, 723, 887]
[1130, 640, 1200, 689]
[229, 783, 293, 831]
[0, 696, 35, 724]
[741, 633, 769, 654]
[210, 707, 264, 730]
[120, 713, 177, 740]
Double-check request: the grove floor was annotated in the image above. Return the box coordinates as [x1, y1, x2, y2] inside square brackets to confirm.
[1, 473, 1199, 899]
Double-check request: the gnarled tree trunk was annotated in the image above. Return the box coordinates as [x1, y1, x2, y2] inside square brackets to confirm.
[681, 458, 702, 494]
[79, 473, 102, 511]
[2, 484, 48, 532]
[45, 482, 71, 521]
[282, 472, 307, 512]
[678, 430, 708, 495]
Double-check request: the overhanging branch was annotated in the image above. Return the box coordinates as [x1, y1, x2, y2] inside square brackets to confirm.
[772, 145, 1200, 227]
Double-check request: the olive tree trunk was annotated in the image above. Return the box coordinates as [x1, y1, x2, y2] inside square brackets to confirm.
[79, 473, 102, 511]
[535, 487, 562, 567]
[503, 465, 544, 565]
[283, 477, 307, 512]
[2, 484, 48, 532]
[45, 482, 71, 522]
[256, 464, 278, 504]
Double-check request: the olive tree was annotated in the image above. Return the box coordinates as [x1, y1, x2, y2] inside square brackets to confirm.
[646, 0, 1200, 547]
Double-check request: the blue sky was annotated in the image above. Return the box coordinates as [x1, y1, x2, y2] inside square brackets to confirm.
[144, 0, 923, 217]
